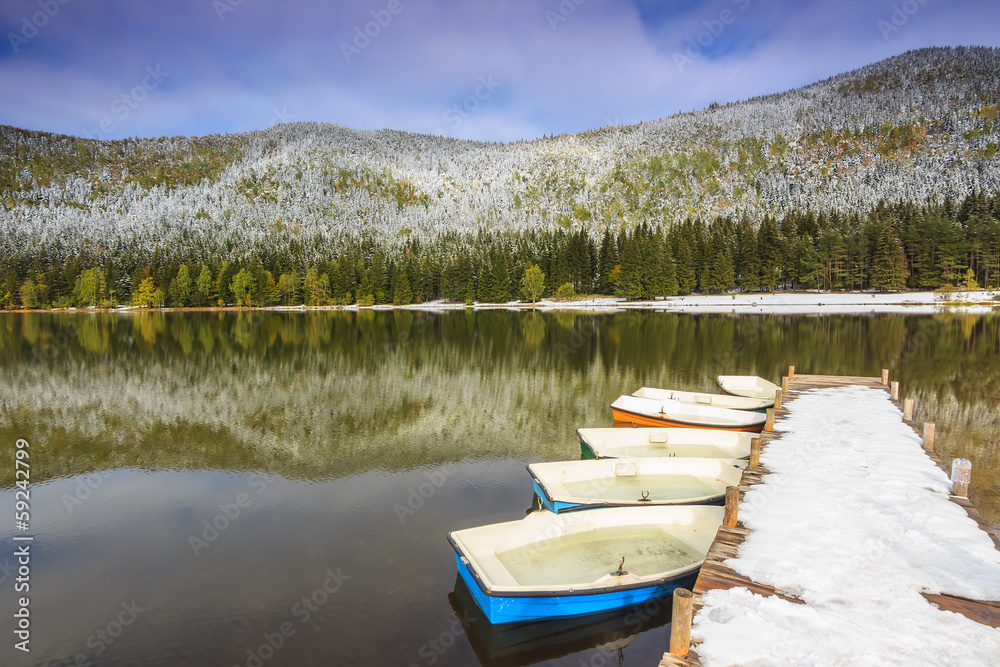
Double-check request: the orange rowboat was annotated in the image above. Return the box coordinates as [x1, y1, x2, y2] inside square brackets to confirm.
[610, 395, 766, 432]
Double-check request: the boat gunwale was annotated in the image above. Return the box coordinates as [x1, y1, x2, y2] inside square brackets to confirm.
[447, 534, 705, 599]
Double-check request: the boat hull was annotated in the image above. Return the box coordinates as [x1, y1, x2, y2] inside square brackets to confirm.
[610, 406, 764, 432]
[531, 478, 578, 513]
[454, 551, 692, 624]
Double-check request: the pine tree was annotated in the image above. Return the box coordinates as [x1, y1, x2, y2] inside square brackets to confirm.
[216, 262, 237, 305]
[870, 225, 908, 291]
[757, 216, 782, 291]
[597, 230, 619, 295]
[490, 253, 512, 302]
[735, 217, 760, 290]
[706, 222, 735, 293]
[615, 227, 647, 300]
[672, 226, 696, 294]
[393, 270, 412, 305]
[647, 235, 678, 297]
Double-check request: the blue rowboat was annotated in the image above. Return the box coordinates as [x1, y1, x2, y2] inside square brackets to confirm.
[577, 427, 755, 460]
[447, 506, 723, 624]
[527, 458, 746, 513]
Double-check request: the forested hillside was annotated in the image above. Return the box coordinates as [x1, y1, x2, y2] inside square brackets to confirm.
[1, 46, 999, 307]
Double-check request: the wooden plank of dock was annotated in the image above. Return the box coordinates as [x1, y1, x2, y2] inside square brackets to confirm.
[661, 372, 1000, 666]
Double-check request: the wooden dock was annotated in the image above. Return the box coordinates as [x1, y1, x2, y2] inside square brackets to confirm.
[660, 371, 1000, 667]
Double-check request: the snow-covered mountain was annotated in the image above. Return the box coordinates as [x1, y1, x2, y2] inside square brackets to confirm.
[2, 46, 998, 264]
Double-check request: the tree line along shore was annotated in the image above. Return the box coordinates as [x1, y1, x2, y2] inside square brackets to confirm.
[4, 192, 1000, 310]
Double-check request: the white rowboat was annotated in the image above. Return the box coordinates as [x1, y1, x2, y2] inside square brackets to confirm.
[577, 427, 754, 460]
[632, 386, 772, 411]
[528, 458, 747, 512]
[611, 395, 766, 431]
[716, 375, 780, 400]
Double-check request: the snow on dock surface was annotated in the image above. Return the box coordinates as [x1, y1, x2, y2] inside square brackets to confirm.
[692, 386, 1000, 666]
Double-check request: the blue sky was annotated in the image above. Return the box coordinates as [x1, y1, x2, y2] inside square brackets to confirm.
[1, 0, 998, 142]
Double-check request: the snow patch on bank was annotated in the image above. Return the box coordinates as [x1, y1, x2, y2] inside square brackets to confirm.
[693, 386, 1000, 666]
[336, 291, 999, 315]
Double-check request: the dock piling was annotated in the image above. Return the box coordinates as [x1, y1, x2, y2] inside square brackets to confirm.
[669, 588, 694, 657]
[923, 422, 935, 451]
[890, 381, 899, 400]
[788, 365, 795, 380]
[764, 408, 775, 431]
[774, 389, 783, 411]
[750, 437, 761, 467]
[781, 376, 789, 392]
[881, 369, 889, 385]
[724, 486, 739, 527]
[903, 398, 914, 421]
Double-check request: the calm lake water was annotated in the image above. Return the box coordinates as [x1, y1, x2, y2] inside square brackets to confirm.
[1, 310, 998, 666]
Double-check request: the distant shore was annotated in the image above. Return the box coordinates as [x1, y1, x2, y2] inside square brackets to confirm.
[3, 290, 998, 316]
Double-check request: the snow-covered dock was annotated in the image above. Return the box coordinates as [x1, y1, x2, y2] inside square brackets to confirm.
[661, 372, 1000, 667]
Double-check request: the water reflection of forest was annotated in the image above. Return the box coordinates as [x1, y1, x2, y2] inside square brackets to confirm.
[1, 310, 997, 529]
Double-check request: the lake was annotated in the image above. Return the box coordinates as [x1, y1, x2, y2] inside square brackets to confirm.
[1, 310, 998, 666]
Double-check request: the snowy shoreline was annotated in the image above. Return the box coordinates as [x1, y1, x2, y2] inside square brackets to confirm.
[5, 290, 997, 316]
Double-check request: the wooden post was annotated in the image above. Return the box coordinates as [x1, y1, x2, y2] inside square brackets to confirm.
[923, 422, 935, 451]
[903, 398, 913, 421]
[890, 381, 899, 400]
[781, 376, 788, 392]
[764, 408, 774, 431]
[788, 365, 795, 380]
[881, 369, 889, 385]
[750, 437, 761, 467]
[774, 389, 783, 411]
[724, 486, 739, 527]
[669, 588, 694, 657]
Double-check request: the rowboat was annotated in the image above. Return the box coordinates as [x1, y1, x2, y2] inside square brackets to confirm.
[577, 427, 754, 460]
[610, 395, 766, 431]
[716, 375, 780, 400]
[632, 386, 771, 411]
[448, 506, 723, 623]
[449, 573, 671, 666]
[527, 458, 746, 513]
